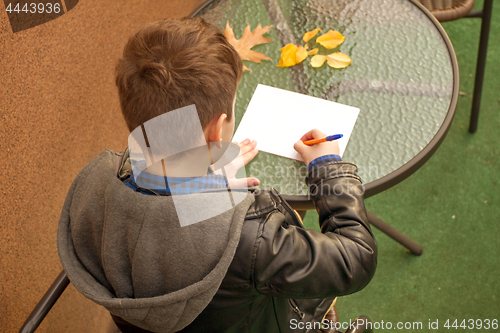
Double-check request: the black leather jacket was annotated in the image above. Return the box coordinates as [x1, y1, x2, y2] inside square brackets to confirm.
[179, 160, 377, 332]
[114, 156, 377, 333]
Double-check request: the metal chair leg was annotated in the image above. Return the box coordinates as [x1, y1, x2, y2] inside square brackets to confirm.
[469, 0, 493, 133]
[19, 270, 70, 333]
[296, 210, 307, 221]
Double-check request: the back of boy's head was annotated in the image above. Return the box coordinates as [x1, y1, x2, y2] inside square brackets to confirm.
[115, 17, 243, 134]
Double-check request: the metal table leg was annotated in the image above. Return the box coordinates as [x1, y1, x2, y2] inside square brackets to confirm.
[367, 211, 423, 256]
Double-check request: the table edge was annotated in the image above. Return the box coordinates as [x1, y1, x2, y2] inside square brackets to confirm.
[189, 0, 215, 18]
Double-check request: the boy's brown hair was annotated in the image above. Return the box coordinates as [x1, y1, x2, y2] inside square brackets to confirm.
[115, 17, 243, 132]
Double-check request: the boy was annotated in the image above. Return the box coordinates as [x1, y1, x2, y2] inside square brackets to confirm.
[57, 17, 377, 333]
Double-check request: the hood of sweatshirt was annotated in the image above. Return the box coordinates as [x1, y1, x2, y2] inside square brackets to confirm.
[57, 149, 255, 332]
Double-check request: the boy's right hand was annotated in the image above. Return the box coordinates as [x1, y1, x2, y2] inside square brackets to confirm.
[294, 129, 340, 167]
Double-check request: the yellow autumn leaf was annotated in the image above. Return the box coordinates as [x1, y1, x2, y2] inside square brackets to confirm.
[277, 43, 299, 67]
[325, 52, 352, 68]
[296, 45, 308, 63]
[310, 53, 352, 69]
[303, 28, 322, 43]
[310, 54, 327, 67]
[316, 30, 345, 49]
[307, 48, 319, 56]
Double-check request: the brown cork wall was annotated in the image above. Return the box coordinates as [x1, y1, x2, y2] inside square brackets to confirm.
[0, 0, 205, 332]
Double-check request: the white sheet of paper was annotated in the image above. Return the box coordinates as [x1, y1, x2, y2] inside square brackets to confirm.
[232, 84, 360, 161]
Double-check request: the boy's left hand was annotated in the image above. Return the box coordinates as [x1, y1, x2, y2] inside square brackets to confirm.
[214, 138, 260, 188]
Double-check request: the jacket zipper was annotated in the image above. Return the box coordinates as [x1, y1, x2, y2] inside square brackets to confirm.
[288, 299, 305, 320]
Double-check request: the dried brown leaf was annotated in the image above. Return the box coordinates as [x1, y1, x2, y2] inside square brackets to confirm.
[223, 22, 272, 70]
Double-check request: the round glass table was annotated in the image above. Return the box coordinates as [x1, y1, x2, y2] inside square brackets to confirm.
[191, 0, 459, 254]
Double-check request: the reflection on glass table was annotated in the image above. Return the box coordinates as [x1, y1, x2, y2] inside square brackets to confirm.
[193, 0, 459, 255]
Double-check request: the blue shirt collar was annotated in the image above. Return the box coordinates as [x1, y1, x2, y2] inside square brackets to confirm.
[123, 166, 228, 196]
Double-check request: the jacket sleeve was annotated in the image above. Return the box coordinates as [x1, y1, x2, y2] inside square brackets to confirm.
[252, 161, 377, 299]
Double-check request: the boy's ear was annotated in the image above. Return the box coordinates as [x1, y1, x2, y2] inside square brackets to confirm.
[206, 113, 227, 143]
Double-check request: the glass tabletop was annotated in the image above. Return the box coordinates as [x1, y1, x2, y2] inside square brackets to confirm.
[196, 0, 456, 196]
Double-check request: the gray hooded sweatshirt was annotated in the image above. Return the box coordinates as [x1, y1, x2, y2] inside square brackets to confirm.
[57, 149, 255, 332]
